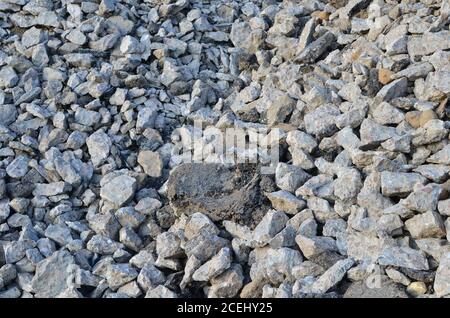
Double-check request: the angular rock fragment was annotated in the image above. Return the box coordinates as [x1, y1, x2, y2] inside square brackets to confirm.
[106, 264, 138, 291]
[251, 210, 289, 246]
[31, 250, 76, 298]
[138, 150, 163, 178]
[100, 175, 136, 207]
[192, 247, 232, 282]
[308, 258, 354, 294]
[250, 247, 303, 284]
[0, 0, 448, 300]
[380, 172, 426, 197]
[360, 119, 398, 148]
[86, 130, 111, 167]
[304, 105, 340, 137]
[434, 252, 450, 297]
[266, 191, 305, 215]
[208, 264, 244, 298]
[408, 31, 450, 58]
[401, 184, 442, 213]
[33, 182, 71, 197]
[378, 246, 429, 271]
[296, 32, 336, 63]
[275, 163, 311, 193]
[6, 156, 29, 179]
[296, 235, 339, 260]
[375, 78, 408, 102]
[405, 211, 446, 239]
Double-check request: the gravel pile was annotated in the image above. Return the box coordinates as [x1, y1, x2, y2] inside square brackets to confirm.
[1, 0, 450, 298]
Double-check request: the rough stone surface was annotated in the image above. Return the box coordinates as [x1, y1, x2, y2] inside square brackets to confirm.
[100, 175, 137, 207]
[0, 0, 449, 299]
[434, 252, 450, 297]
[31, 250, 76, 298]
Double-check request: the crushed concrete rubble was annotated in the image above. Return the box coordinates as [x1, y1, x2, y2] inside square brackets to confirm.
[0, 0, 450, 299]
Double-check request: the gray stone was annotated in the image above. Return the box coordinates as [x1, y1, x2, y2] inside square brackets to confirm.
[408, 31, 450, 58]
[120, 36, 141, 54]
[136, 106, 158, 131]
[266, 90, 295, 127]
[334, 168, 363, 202]
[434, 252, 450, 297]
[296, 32, 336, 63]
[250, 247, 303, 284]
[378, 246, 429, 271]
[415, 238, 450, 262]
[185, 213, 219, 240]
[360, 119, 398, 147]
[66, 29, 86, 45]
[44, 224, 73, 246]
[86, 130, 111, 167]
[296, 235, 338, 260]
[266, 191, 305, 215]
[135, 197, 162, 216]
[0, 287, 21, 298]
[138, 150, 163, 178]
[223, 221, 252, 242]
[100, 175, 137, 207]
[0, 264, 17, 288]
[308, 258, 355, 294]
[304, 105, 340, 137]
[119, 227, 142, 252]
[385, 268, 411, 286]
[115, 207, 145, 229]
[286, 130, 318, 154]
[86, 235, 122, 255]
[401, 184, 442, 213]
[180, 255, 202, 290]
[33, 182, 71, 197]
[373, 102, 405, 125]
[297, 17, 316, 52]
[146, 285, 177, 298]
[438, 199, 450, 216]
[392, 62, 434, 81]
[75, 108, 101, 127]
[384, 24, 408, 55]
[0, 67, 18, 88]
[208, 264, 244, 298]
[89, 34, 120, 52]
[6, 156, 29, 179]
[137, 263, 166, 291]
[0, 104, 18, 125]
[428, 145, 450, 165]
[31, 250, 76, 298]
[380, 171, 426, 197]
[89, 212, 121, 238]
[105, 264, 138, 291]
[413, 164, 450, 183]
[252, 210, 289, 246]
[22, 27, 46, 48]
[375, 78, 408, 102]
[0, 199, 10, 223]
[192, 247, 232, 282]
[156, 232, 183, 259]
[184, 231, 229, 263]
[405, 211, 446, 239]
[275, 163, 311, 193]
[230, 21, 264, 54]
[0, 0, 448, 300]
